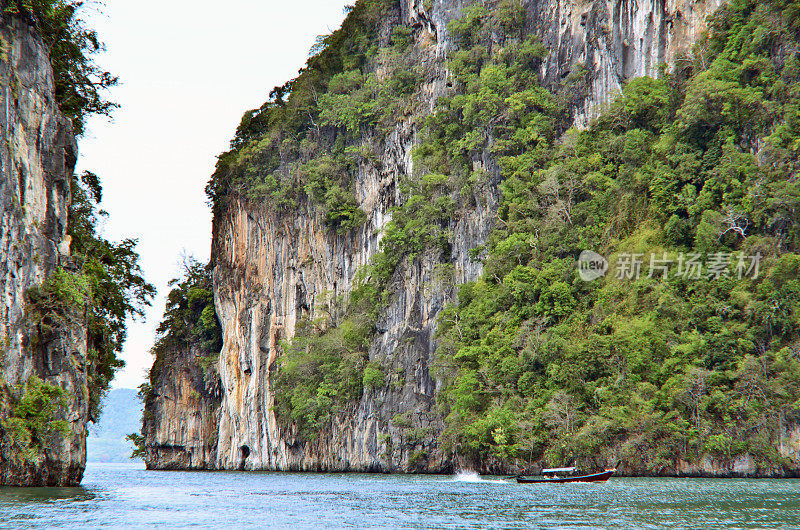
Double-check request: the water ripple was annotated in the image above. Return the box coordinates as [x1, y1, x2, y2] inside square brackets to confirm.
[0, 464, 798, 529]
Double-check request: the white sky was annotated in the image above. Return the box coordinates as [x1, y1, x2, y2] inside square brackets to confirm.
[77, 1, 351, 390]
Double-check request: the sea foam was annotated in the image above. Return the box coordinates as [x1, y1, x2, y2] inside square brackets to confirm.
[452, 471, 507, 484]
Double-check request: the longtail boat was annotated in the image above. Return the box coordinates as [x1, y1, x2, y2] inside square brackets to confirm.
[515, 467, 615, 484]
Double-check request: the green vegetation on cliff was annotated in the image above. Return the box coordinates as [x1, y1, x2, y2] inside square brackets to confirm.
[26, 170, 154, 421]
[3, 0, 118, 135]
[70, 171, 155, 419]
[0, 376, 69, 464]
[4, 1, 152, 429]
[434, 0, 800, 471]
[272, 287, 380, 439]
[267, 0, 578, 442]
[146, 259, 222, 385]
[205, 0, 395, 216]
[204, 0, 800, 472]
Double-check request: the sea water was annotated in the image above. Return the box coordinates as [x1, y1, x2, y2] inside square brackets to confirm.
[0, 463, 798, 529]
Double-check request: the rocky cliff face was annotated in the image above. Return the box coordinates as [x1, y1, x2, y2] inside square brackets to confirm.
[143, 346, 220, 470]
[428, 0, 723, 127]
[148, 0, 733, 473]
[530, 0, 723, 126]
[0, 12, 86, 486]
[209, 140, 495, 471]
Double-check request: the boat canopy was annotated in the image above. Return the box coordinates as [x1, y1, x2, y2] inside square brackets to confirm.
[541, 467, 577, 473]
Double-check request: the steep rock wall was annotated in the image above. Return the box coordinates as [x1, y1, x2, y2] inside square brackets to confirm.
[530, 0, 723, 126]
[210, 123, 498, 471]
[153, 0, 727, 473]
[143, 346, 221, 470]
[0, 12, 86, 486]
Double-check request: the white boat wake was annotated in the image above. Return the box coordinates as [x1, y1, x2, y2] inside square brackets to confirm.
[451, 471, 507, 484]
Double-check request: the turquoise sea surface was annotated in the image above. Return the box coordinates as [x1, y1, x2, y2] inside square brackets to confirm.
[1, 463, 799, 529]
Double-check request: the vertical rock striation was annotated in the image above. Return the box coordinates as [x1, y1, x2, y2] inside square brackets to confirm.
[148, 0, 727, 472]
[210, 130, 498, 471]
[529, 0, 723, 126]
[0, 11, 86, 486]
[142, 346, 221, 470]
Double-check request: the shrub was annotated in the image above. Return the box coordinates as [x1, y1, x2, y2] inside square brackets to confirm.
[1, 376, 70, 464]
[362, 362, 386, 389]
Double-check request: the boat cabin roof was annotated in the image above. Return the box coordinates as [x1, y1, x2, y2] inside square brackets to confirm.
[541, 467, 577, 473]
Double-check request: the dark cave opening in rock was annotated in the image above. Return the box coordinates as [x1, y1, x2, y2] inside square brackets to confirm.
[239, 445, 250, 470]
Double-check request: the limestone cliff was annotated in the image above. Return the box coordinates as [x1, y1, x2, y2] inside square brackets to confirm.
[0, 11, 86, 486]
[140, 261, 222, 469]
[147, 0, 745, 474]
[142, 345, 220, 470]
[531, 0, 723, 126]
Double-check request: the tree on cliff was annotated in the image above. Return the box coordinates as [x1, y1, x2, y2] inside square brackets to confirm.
[3, 0, 118, 135]
[70, 171, 156, 420]
[1, 0, 152, 474]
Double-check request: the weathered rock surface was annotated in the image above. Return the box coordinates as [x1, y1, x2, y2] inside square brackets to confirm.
[530, 0, 723, 126]
[0, 11, 86, 486]
[143, 346, 221, 470]
[150, 0, 795, 476]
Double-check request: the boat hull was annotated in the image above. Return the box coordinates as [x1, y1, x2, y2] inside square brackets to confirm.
[516, 470, 615, 484]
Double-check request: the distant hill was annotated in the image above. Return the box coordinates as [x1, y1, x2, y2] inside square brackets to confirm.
[87, 388, 143, 463]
